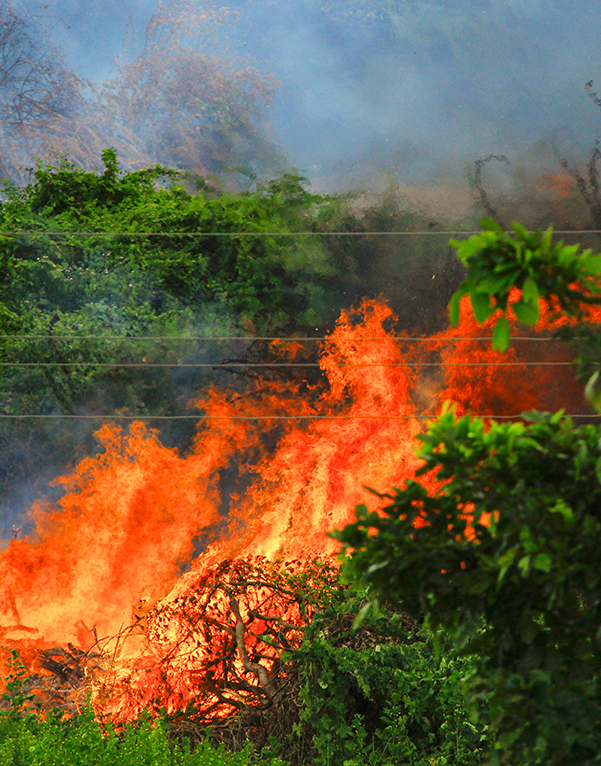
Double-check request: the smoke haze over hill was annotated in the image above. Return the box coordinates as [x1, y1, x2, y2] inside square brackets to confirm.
[10, 0, 601, 189]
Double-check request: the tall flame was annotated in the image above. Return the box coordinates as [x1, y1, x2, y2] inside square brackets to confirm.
[0, 296, 594, 717]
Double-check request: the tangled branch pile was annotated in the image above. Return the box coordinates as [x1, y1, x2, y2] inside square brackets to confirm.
[91, 558, 341, 725]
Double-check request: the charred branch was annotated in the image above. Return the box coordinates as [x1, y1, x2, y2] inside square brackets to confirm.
[556, 80, 601, 237]
[473, 154, 509, 227]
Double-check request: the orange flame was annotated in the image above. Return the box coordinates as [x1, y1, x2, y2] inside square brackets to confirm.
[0, 297, 594, 717]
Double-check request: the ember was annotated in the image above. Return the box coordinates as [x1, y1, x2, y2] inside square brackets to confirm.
[0, 296, 594, 721]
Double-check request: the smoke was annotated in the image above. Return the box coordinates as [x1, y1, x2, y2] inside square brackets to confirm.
[8, 0, 601, 190]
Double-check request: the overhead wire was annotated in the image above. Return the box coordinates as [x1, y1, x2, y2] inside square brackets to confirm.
[0, 361, 577, 368]
[3, 229, 601, 237]
[0, 338, 588, 415]
[0, 335, 563, 341]
[1, 226, 597, 419]
[1, 414, 599, 420]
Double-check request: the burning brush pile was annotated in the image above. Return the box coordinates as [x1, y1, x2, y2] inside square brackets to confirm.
[1, 557, 347, 755]
[0, 297, 596, 750]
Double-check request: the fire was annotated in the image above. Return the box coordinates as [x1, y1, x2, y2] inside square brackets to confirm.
[539, 172, 576, 199]
[0, 296, 593, 719]
[93, 557, 341, 723]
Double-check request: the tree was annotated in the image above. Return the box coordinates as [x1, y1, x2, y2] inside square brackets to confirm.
[332, 219, 601, 765]
[93, 0, 283, 182]
[0, 0, 282, 184]
[0, 0, 85, 180]
[0, 150, 341, 521]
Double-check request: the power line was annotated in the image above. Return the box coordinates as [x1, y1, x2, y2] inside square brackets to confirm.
[0, 413, 599, 420]
[0, 361, 575, 368]
[0, 335, 562, 342]
[3, 229, 601, 237]
[3, 230, 456, 237]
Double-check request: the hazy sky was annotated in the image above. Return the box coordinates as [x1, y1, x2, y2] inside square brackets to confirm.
[12, 0, 601, 186]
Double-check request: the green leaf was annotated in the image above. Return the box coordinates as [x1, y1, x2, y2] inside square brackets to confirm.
[480, 217, 504, 233]
[492, 315, 510, 352]
[464, 576, 492, 594]
[549, 499, 575, 525]
[470, 290, 493, 323]
[522, 276, 540, 305]
[513, 299, 540, 325]
[511, 221, 530, 239]
[352, 601, 374, 630]
[449, 290, 462, 326]
[580, 253, 601, 275]
[518, 555, 531, 575]
[497, 547, 518, 586]
[585, 371, 601, 414]
[476, 273, 515, 294]
[533, 553, 552, 573]
[451, 236, 486, 261]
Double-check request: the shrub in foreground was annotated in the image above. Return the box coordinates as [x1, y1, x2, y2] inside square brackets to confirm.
[0, 707, 288, 766]
[288, 600, 490, 766]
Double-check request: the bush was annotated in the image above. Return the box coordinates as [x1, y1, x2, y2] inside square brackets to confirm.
[0, 707, 287, 766]
[289, 599, 490, 766]
[332, 220, 601, 765]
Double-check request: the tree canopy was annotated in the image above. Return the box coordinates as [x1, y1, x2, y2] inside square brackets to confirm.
[0, 149, 344, 517]
[0, 0, 281, 182]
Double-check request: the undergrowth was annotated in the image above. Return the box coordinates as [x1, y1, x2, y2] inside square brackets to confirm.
[0, 651, 286, 766]
[1, 586, 492, 766]
[0, 708, 287, 766]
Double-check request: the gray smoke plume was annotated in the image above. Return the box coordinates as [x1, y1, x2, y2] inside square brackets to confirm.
[8, 0, 601, 191]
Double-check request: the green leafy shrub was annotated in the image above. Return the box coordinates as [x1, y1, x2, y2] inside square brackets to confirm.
[0, 150, 339, 331]
[449, 217, 601, 351]
[0, 651, 37, 722]
[0, 708, 288, 766]
[289, 599, 489, 766]
[330, 218, 601, 764]
[333, 398, 601, 764]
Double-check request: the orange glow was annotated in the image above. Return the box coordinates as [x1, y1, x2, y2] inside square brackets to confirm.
[0, 296, 594, 719]
[539, 173, 576, 199]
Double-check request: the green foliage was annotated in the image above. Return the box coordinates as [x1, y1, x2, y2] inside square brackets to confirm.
[0, 708, 287, 766]
[0, 152, 337, 330]
[0, 151, 346, 515]
[22, 149, 179, 216]
[0, 655, 286, 766]
[290, 596, 489, 766]
[0, 652, 36, 721]
[332, 405, 601, 765]
[449, 218, 601, 350]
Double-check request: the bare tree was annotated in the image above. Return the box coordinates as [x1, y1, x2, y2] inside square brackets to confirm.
[556, 80, 601, 235]
[0, 0, 284, 184]
[473, 154, 510, 227]
[0, 1, 88, 179]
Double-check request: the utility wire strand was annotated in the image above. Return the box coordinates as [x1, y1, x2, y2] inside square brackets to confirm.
[0, 361, 576, 368]
[0, 335, 562, 342]
[3, 229, 601, 237]
[0, 414, 599, 420]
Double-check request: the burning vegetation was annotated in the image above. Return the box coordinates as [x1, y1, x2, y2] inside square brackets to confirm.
[0, 290, 594, 737]
[0, 3, 601, 763]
